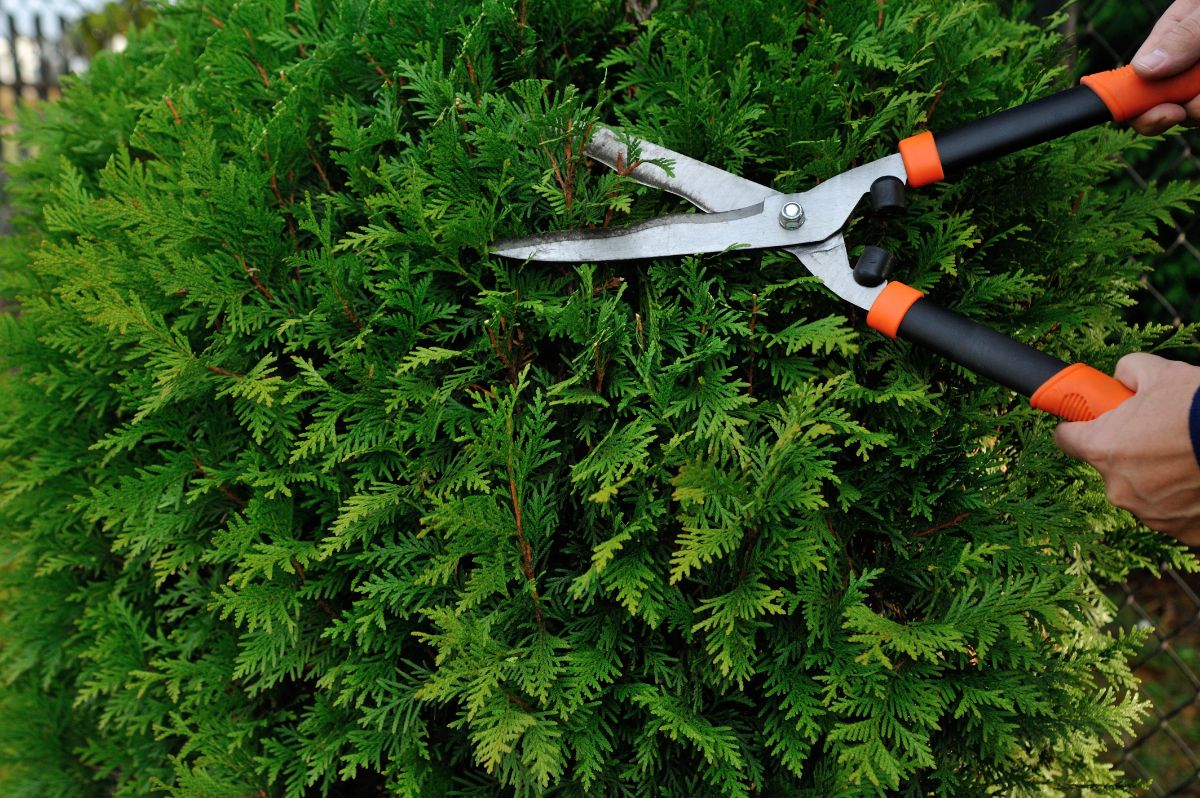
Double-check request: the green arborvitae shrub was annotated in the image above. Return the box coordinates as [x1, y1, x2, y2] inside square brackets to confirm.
[2, 1, 1198, 795]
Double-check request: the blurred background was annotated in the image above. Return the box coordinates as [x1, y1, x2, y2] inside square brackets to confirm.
[0, 0, 1197, 794]
[0, 0, 150, 233]
[1056, 3, 1200, 791]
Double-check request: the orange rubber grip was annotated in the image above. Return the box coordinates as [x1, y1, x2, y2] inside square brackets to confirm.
[866, 282, 925, 339]
[898, 131, 945, 188]
[1029, 362, 1134, 422]
[1081, 62, 1200, 122]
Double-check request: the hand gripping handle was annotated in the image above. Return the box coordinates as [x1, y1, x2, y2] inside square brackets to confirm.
[866, 283, 1133, 421]
[898, 61, 1200, 188]
[1082, 63, 1200, 122]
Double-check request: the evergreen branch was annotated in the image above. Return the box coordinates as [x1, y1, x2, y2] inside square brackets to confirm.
[0, 2, 1187, 794]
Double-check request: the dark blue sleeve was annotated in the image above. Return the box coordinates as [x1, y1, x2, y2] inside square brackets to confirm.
[1191, 386, 1200, 470]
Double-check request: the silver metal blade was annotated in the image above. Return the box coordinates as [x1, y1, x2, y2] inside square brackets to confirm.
[490, 206, 759, 261]
[491, 194, 838, 262]
[585, 128, 773, 213]
[788, 236, 884, 312]
[493, 127, 907, 309]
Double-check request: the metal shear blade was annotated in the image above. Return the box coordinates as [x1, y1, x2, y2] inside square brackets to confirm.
[490, 128, 907, 311]
[585, 127, 773, 213]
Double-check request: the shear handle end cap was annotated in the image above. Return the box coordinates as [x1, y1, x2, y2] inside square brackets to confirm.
[898, 132, 945, 188]
[867, 282, 925, 339]
[1082, 62, 1200, 122]
[1030, 362, 1134, 422]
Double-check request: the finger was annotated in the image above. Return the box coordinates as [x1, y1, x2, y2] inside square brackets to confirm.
[1054, 421, 1092, 461]
[1134, 7, 1200, 78]
[1140, 517, 1187, 537]
[1113, 352, 1169, 391]
[1177, 528, 1200, 547]
[1139, 0, 1200, 50]
[1131, 103, 1188, 135]
[1184, 94, 1200, 123]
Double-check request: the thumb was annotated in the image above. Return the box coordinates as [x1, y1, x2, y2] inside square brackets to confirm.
[1134, 8, 1200, 78]
[1054, 355, 1156, 463]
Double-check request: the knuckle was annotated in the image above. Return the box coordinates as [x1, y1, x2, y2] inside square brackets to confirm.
[1172, 12, 1200, 42]
[1144, 517, 1181, 537]
[1082, 436, 1117, 469]
[1104, 477, 1137, 511]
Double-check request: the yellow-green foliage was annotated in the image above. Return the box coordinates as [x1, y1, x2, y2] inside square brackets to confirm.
[1, 1, 1197, 796]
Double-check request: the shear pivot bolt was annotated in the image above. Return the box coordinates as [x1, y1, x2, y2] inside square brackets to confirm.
[778, 202, 806, 230]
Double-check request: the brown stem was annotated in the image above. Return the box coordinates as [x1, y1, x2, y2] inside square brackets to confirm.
[593, 342, 608, 393]
[591, 276, 623, 296]
[191, 455, 247, 508]
[604, 151, 643, 227]
[507, 691, 533, 711]
[830, 516, 858, 582]
[233, 251, 274, 301]
[487, 322, 514, 382]
[735, 525, 759, 584]
[455, 97, 475, 156]
[746, 293, 759, 397]
[508, 462, 546, 630]
[361, 41, 395, 87]
[465, 55, 479, 96]
[913, 512, 970, 539]
[923, 80, 948, 127]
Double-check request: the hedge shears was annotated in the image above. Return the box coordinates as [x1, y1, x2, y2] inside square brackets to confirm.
[492, 64, 1200, 422]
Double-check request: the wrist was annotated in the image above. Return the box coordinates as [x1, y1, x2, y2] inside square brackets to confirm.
[1190, 385, 1200, 470]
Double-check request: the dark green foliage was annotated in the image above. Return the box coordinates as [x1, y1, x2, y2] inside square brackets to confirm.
[1075, 0, 1200, 348]
[2, 1, 1198, 795]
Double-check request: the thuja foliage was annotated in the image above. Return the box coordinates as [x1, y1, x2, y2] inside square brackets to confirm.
[3, 1, 1199, 795]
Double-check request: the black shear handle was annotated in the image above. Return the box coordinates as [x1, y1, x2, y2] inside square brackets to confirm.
[898, 62, 1200, 187]
[866, 283, 1133, 422]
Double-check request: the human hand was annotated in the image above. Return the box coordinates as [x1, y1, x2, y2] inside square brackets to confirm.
[1131, 0, 1200, 135]
[1054, 353, 1200, 546]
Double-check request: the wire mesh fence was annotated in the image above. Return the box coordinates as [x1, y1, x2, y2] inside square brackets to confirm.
[0, 1, 1197, 794]
[1068, 1, 1200, 795]
[1074, 0, 1200, 337]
